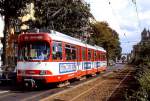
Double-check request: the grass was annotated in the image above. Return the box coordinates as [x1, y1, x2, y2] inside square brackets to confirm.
[125, 62, 150, 101]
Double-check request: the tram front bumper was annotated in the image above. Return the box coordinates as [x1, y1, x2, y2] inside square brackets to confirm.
[17, 75, 46, 84]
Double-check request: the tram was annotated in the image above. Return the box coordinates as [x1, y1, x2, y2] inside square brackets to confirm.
[17, 30, 107, 88]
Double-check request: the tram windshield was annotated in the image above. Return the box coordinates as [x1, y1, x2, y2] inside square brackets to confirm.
[18, 42, 50, 61]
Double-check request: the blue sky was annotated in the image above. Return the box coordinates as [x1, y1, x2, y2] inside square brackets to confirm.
[86, 0, 150, 53]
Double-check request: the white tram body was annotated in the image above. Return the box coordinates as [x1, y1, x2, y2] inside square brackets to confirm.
[17, 30, 107, 86]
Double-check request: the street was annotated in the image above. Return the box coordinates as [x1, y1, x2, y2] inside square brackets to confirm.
[0, 64, 133, 101]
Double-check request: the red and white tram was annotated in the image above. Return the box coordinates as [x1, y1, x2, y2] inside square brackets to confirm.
[17, 30, 107, 88]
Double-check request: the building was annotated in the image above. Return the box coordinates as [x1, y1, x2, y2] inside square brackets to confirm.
[141, 28, 150, 42]
[131, 28, 150, 63]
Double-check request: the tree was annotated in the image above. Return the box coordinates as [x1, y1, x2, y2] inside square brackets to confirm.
[132, 28, 150, 64]
[0, 0, 29, 65]
[140, 42, 150, 62]
[31, 0, 92, 38]
[91, 21, 121, 62]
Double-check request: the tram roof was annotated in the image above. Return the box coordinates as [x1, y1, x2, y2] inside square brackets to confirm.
[21, 30, 106, 52]
[49, 30, 85, 47]
[49, 30, 106, 52]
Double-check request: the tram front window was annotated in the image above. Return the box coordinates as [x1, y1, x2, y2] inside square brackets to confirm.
[19, 42, 50, 61]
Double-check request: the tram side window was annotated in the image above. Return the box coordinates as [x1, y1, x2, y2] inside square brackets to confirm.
[52, 41, 62, 60]
[102, 54, 105, 60]
[77, 47, 80, 60]
[88, 49, 92, 61]
[99, 53, 102, 60]
[97, 52, 100, 60]
[91, 50, 94, 61]
[100, 53, 103, 60]
[94, 51, 97, 61]
[97, 52, 99, 60]
[104, 54, 106, 60]
[82, 48, 86, 61]
[65, 45, 71, 60]
[101, 53, 106, 60]
[65, 44, 77, 60]
[71, 46, 77, 60]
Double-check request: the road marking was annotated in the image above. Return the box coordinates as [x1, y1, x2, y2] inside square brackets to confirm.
[0, 93, 15, 99]
[40, 71, 113, 101]
[21, 90, 53, 101]
[0, 90, 9, 94]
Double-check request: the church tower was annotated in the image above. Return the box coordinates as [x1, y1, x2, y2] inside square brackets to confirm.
[141, 28, 148, 41]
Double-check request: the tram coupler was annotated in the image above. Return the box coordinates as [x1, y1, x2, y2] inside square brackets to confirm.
[24, 79, 37, 89]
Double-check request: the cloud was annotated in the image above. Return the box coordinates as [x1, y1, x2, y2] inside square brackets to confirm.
[87, 0, 149, 53]
[139, 10, 150, 21]
[120, 25, 136, 32]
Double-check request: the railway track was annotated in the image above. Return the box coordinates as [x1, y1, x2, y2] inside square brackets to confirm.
[0, 64, 127, 101]
[105, 71, 131, 101]
[41, 65, 133, 101]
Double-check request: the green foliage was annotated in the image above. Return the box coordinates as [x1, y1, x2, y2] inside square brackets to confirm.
[126, 63, 150, 101]
[126, 88, 148, 101]
[91, 21, 121, 60]
[0, 0, 29, 65]
[0, 0, 30, 29]
[132, 28, 150, 64]
[0, 0, 29, 17]
[32, 0, 92, 37]
[138, 66, 150, 91]
[140, 42, 150, 62]
[125, 27, 150, 100]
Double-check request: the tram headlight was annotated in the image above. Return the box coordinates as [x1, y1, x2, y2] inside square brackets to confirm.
[40, 70, 46, 75]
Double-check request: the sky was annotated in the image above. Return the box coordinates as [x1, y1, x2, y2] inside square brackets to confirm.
[0, 0, 150, 53]
[86, 0, 150, 53]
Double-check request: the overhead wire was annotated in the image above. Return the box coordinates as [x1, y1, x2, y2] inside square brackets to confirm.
[123, 33, 129, 43]
[107, 0, 131, 53]
[87, 0, 140, 46]
[107, 0, 118, 19]
[131, 0, 141, 29]
[107, 0, 129, 41]
[107, 0, 143, 48]
[131, 0, 142, 47]
[121, 41, 139, 43]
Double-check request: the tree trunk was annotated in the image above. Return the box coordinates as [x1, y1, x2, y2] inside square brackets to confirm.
[2, 16, 9, 68]
[103, 42, 109, 66]
[106, 49, 109, 66]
